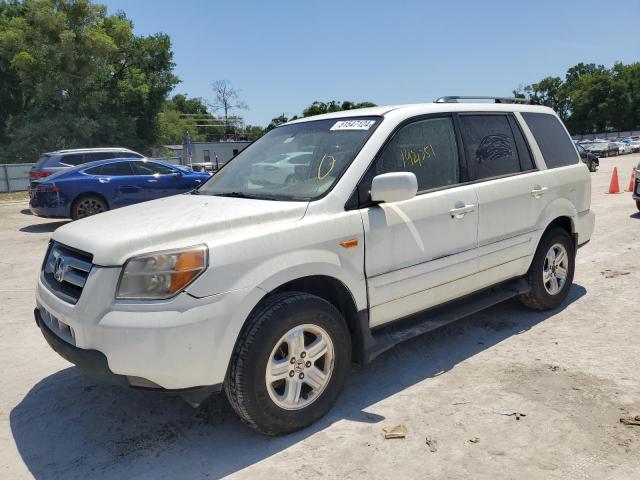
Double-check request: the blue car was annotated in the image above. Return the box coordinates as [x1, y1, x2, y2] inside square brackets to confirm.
[29, 158, 211, 220]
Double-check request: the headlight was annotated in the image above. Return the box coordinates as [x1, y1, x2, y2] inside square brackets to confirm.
[116, 245, 208, 300]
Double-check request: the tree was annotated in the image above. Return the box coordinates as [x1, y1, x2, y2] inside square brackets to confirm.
[0, 0, 179, 162]
[518, 61, 640, 134]
[523, 77, 569, 120]
[302, 100, 377, 118]
[210, 79, 248, 133]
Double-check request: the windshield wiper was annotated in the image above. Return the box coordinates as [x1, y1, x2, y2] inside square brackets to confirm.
[212, 191, 258, 199]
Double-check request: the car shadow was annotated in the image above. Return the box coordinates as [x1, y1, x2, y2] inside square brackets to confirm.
[630, 212, 640, 220]
[19, 221, 69, 233]
[20, 208, 33, 215]
[10, 285, 586, 479]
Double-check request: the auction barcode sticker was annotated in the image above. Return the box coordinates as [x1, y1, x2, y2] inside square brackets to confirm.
[330, 120, 376, 131]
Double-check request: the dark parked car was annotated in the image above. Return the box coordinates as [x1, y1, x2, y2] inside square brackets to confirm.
[29, 158, 210, 220]
[584, 141, 618, 158]
[575, 143, 599, 172]
[29, 147, 145, 181]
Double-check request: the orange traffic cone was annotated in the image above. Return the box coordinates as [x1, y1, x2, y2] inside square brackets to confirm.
[626, 168, 636, 192]
[607, 166, 621, 194]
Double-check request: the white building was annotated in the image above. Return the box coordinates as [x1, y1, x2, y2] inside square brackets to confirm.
[164, 141, 252, 168]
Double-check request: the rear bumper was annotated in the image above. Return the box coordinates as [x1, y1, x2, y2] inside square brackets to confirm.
[29, 193, 69, 218]
[575, 210, 595, 247]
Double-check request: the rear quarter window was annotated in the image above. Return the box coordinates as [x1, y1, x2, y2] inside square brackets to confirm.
[59, 153, 85, 166]
[522, 112, 578, 168]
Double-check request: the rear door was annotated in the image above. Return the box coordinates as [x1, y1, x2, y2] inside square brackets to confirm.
[85, 161, 143, 208]
[458, 113, 546, 281]
[360, 115, 479, 327]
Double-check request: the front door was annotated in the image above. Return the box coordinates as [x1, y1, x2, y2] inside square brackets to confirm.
[360, 115, 479, 327]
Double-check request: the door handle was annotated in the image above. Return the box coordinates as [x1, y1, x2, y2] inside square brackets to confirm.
[147, 179, 158, 183]
[98, 177, 110, 183]
[531, 186, 549, 198]
[449, 202, 475, 219]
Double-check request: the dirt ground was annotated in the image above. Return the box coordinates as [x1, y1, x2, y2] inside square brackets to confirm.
[1, 155, 639, 480]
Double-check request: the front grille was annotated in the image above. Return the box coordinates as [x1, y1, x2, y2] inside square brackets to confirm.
[41, 242, 93, 304]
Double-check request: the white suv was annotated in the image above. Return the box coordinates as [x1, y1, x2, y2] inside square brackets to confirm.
[35, 98, 595, 435]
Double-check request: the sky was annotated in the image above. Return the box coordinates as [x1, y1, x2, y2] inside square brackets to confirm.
[100, 0, 640, 127]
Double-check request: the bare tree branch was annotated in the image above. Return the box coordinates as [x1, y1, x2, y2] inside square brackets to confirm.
[210, 80, 248, 133]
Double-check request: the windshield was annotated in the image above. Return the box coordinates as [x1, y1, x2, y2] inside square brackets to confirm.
[197, 116, 380, 200]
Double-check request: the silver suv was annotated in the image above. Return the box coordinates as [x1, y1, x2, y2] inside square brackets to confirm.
[29, 147, 144, 181]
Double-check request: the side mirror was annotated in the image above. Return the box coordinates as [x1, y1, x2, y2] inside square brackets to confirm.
[370, 172, 418, 203]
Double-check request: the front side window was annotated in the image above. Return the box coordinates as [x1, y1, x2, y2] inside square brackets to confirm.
[374, 116, 460, 191]
[459, 114, 526, 180]
[132, 162, 174, 175]
[197, 117, 380, 201]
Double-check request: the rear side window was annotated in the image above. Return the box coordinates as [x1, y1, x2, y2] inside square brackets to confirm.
[521, 112, 578, 168]
[85, 162, 134, 176]
[459, 114, 528, 180]
[86, 152, 116, 162]
[60, 153, 85, 166]
[375, 116, 460, 191]
[99, 161, 134, 176]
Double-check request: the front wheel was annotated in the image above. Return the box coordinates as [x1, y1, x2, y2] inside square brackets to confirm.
[636, 200, 640, 212]
[519, 228, 575, 311]
[589, 161, 597, 172]
[225, 292, 351, 435]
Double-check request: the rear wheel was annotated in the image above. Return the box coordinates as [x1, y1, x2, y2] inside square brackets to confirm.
[636, 201, 640, 212]
[588, 161, 597, 172]
[519, 228, 575, 311]
[225, 292, 351, 435]
[71, 195, 107, 220]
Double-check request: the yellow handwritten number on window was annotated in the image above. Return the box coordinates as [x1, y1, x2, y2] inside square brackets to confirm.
[317, 154, 336, 180]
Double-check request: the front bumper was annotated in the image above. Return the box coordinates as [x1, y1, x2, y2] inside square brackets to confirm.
[36, 265, 265, 391]
[35, 308, 128, 386]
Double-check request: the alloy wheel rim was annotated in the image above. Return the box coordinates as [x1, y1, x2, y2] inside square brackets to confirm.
[77, 199, 104, 218]
[543, 243, 569, 295]
[265, 323, 335, 411]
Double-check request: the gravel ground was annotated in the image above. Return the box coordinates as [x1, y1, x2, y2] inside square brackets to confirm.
[1, 155, 639, 479]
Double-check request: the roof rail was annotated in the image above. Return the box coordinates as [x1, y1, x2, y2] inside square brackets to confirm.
[434, 96, 530, 104]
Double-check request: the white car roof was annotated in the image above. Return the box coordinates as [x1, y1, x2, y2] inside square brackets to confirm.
[285, 102, 556, 125]
[54, 147, 137, 154]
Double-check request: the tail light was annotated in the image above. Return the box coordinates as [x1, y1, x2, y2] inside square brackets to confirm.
[30, 171, 52, 179]
[36, 184, 59, 193]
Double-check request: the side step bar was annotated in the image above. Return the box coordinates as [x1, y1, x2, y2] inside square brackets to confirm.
[361, 278, 530, 363]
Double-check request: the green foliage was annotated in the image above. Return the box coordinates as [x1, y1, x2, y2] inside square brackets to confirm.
[0, 0, 179, 162]
[518, 62, 640, 134]
[302, 100, 377, 118]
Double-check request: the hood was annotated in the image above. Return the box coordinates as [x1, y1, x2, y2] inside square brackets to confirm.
[52, 194, 308, 265]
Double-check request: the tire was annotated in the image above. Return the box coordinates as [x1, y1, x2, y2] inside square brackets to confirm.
[589, 161, 597, 172]
[225, 292, 351, 435]
[636, 201, 640, 212]
[519, 228, 575, 311]
[71, 195, 108, 220]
